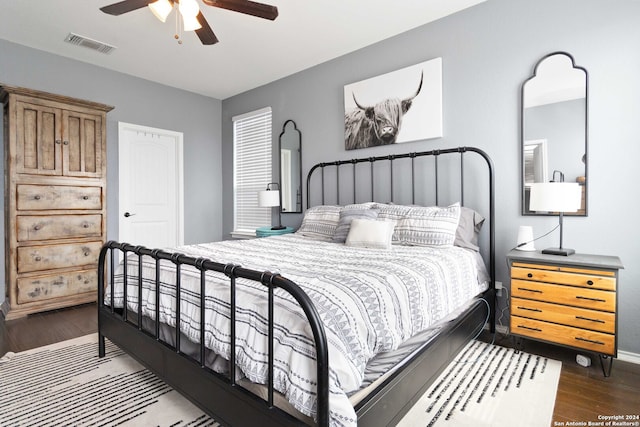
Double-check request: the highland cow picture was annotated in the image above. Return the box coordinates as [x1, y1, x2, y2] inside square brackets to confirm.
[344, 58, 442, 150]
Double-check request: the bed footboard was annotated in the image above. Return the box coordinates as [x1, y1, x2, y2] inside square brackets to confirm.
[97, 241, 330, 426]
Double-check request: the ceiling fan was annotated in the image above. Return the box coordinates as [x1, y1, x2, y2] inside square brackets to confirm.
[100, 0, 279, 45]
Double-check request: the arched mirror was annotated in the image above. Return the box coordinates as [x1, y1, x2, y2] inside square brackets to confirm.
[521, 52, 588, 216]
[279, 119, 302, 213]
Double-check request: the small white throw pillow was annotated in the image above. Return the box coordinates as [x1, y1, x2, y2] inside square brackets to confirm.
[345, 218, 395, 249]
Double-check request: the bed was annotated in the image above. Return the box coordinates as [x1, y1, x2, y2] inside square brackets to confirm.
[98, 146, 495, 427]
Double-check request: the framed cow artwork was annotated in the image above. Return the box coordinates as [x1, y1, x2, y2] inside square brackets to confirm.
[344, 57, 442, 150]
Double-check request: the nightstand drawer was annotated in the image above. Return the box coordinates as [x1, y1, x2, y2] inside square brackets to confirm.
[511, 316, 615, 355]
[511, 297, 615, 333]
[512, 279, 615, 312]
[511, 265, 616, 291]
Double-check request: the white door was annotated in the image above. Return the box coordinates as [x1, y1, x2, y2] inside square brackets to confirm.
[118, 122, 184, 249]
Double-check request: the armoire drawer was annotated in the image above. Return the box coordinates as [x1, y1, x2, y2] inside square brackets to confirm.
[17, 270, 97, 304]
[17, 241, 102, 273]
[17, 214, 102, 241]
[511, 297, 615, 334]
[511, 279, 615, 312]
[16, 184, 102, 210]
[511, 265, 616, 291]
[511, 316, 615, 355]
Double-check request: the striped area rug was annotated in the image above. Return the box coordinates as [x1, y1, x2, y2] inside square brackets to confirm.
[398, 339, 562, 427]
[0, 335, 217, 427]
[0, 335, 560, 427]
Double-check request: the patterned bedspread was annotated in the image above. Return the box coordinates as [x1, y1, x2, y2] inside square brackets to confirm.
[106, 234, 488, 427]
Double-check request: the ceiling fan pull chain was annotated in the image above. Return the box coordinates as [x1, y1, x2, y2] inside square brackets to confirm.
[174, 4, 183, 44]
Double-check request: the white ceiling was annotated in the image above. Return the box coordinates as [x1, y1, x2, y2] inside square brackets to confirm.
[0, 0, 485, 99]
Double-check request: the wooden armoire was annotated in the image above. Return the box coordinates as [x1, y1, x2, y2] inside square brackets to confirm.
[1, 84, 113, 320]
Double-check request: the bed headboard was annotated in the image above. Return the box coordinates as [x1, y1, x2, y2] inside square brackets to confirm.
[305, 146, 495, 327]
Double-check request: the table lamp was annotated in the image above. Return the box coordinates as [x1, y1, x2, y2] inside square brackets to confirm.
[258, 183, 285, 230]
[529, 178, 581, 256]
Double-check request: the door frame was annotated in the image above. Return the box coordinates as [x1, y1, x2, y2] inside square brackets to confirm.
[118, 121, 184, 247]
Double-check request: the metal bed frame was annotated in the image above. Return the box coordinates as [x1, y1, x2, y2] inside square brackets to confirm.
[98, 146, 495, 427]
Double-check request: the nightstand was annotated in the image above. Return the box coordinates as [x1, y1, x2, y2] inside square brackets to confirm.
[256, 226, 295, 238]
[506, 249, 623, 376]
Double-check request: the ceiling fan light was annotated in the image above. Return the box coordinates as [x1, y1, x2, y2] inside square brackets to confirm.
[178, 0, 200, 17]
[149, 0, 173, 22]
[182, 14, 202, 31]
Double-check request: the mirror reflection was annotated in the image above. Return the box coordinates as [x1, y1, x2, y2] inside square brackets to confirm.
[522, 52, 588, 216]
[279, 120, 302, 213]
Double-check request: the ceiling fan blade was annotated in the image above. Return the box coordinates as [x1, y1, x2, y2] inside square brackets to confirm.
[195, 11, 219, 45]
[202, 0, 278, 21]
[100, 0, 153, 15]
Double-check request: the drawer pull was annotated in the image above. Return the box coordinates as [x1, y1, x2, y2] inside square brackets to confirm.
[83, 251, 90, 257]
[575, 337, 605, 346]
[517, 287, 543, 294]
[517, 325, 542, 332]
[576, 295, 606, 303]
[34, 225, 41, 231]
[527, 273, 533, 278]
[34, 256, 41, 262]
[518, 306, 542, 313]
[34, 195, 41, 200]
[55, 139, 62, 145]
[586, 280, 594, 286]
[575, 315, 605, 324]
[63, 140, 69, 145]
[82, 223, 89, 228]
[82, 195, 89, 200]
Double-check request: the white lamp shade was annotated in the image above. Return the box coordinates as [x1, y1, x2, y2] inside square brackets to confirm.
[258, 190, 280, 207]
[529, 182, 581, 213]
[149, 0, 173, 22]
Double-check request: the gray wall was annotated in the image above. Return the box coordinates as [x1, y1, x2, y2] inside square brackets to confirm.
[222, 0, 640, 355]
[0, 38, 223, 306]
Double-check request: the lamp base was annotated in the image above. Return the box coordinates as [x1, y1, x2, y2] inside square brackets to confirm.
[271, 225, 286, 230]
[541, 247, 575, 256]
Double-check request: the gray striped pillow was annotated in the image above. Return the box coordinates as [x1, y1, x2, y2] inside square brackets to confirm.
[296, 205, 341, 241]
[378, 203, 461, 247]
[332, 208, 379, 243]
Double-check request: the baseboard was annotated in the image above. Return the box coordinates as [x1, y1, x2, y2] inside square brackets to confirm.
[618, 350, 640, 365]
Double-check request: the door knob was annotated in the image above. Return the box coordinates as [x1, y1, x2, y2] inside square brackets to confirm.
[124, 212, 136, 217]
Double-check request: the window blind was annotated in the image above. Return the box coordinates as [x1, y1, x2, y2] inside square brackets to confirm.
[233, 107, 273, 234]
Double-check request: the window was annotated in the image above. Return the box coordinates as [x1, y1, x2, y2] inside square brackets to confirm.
[232, 107, 273, 236]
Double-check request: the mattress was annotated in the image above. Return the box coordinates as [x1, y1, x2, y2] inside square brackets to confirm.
[105, 234, 488, 427]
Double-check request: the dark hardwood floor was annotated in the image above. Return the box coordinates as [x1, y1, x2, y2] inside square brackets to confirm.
[0, 303, 98, 356]
[2, 304, 639, 426]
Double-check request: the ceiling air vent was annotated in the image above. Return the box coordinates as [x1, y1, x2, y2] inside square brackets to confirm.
[64, 33, 116, 54]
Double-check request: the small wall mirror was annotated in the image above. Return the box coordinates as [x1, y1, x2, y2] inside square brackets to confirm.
[279, 120, 302, 213]
[521, 52, 588, 216]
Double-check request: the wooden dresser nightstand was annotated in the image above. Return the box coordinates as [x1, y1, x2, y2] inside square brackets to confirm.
[507, 249, 623, 376]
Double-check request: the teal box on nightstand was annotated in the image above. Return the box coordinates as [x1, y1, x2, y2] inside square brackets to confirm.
[256, 226, 295, 238]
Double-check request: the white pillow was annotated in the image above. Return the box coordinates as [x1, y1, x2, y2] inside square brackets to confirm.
[345, 219, 395, 249]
